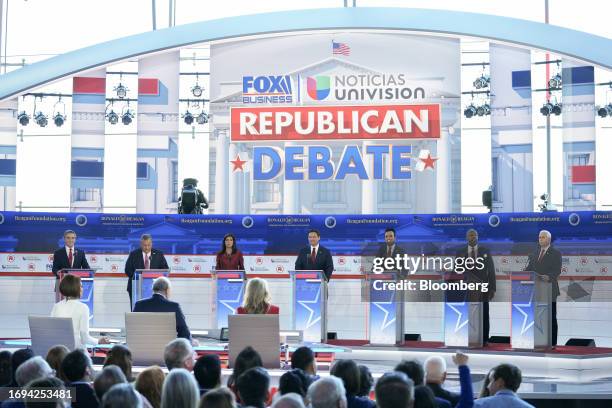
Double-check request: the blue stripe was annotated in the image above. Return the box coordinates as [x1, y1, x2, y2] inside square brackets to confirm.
[0, 145, 16, 154]
[138, 82, 169, 105]
[72, 148, 104, 158]
[71, 178, 104, 188]
[0, 175, 15, 187]
[563, 141, 595, 152]
[73, 93, 106, 104]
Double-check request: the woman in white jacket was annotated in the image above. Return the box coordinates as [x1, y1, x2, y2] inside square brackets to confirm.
[51, 273, 109, 349]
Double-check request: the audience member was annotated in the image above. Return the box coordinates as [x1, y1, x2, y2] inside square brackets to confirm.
[0, 351, 12, 386]
[194, 354, 222, 395]
[198, 387, 236, 408]
[308, 376, 347, 408]
[237, 278, 279, 314]
[3, 357, 54, 408]
[161, 368, 200, 408]
[135, 366, 165, 408]
[473, 364, 534, 408]
[61, 349, 98, 408]
[271, 393, 306, 408]
[101, 383, 142, 408]
[226, 346, 263, 394]
[374, 372, 414, 408]
[394, 360, 424, 386]
[25, 376, 67, 408]
[425, 356, 459, 406]
[103, 344, 133, 381]
[290, 346, 317, 377]
[7, 349, 34, 387]
[164, 338, 196, 371]
[478, 369, 494, 398]
[414, 385, 439, 408]
[330, 360, 375, 408]
[236, 367, 270, 408]
[94, 365, 127, 401]
[356, 365, 373, 398]
[278, 369, 313, 398]
[45, 345, 69, 382]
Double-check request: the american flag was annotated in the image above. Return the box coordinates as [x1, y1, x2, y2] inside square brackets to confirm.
[332, 41, 350, 56]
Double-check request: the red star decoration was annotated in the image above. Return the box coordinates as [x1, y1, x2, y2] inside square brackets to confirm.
[230, 154, 247, 172]
[420, 153, 438, 170]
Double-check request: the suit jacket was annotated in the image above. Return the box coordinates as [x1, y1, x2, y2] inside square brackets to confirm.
[427, 383, 460, 407]
[133, 293, 191, 339]
[52, 247, 90, 276]
[375, 244, 407, 276]
[525, 245, 562, 298]
[294, 245, 334, 281]
[236, 304, 280, 314]
[67, 381, 99, 408]
[455, 245, 497, 301]
[124, 248, 169, 294]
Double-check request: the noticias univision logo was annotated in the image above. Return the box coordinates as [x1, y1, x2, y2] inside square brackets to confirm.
[306, 76, 331, 101]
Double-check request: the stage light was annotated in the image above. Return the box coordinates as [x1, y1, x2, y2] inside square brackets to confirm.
[121, 109, 134, 125]
[597, 104, 612, 118]
[540, 102, 554, 116]
[183, 111, 194, 125]
[34, 112, 48, 127]
[191, 84, 203, 98]
[106, 110, 119, 125]
[551, 103, 562, 116]
[17, 111, 30, 126]
[483, 103, 491, 115]
[464, 104, 477, 118]
[196, 112, 209, 125]
[53, 112, 66, 127]
[548, 73, 562, 89]
[473, 74, 490, 89]
[114, 83, 128, 99]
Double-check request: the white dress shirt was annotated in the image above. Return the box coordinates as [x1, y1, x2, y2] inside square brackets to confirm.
[50, 299, 97, 348]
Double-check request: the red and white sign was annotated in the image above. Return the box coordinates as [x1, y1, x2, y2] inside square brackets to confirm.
[231, 104, 441, 142]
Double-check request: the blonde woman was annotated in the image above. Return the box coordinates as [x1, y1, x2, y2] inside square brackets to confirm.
[236, 278, 279, 314]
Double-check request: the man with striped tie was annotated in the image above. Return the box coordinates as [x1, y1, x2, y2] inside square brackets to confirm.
[52, 230, 90, 277]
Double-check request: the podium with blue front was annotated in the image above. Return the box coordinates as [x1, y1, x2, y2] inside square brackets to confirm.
[131, 269, 170, 310]
[57, 269, 95, 320]
[290, 270, 327, 343]
[214, 270, 246, 329]
[365, 272, 405, 345]
[511, 271, 552, 350]
[443, 272, 484, 348]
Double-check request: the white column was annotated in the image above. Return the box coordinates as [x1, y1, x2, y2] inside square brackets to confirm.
[228, 143, 239, 214]
[214, 129, 229, 213]
[361, 141, 377, 214]
[595, 68, 612, 210]
[282, 142, 299, 214]
[436, 129, 451, 213]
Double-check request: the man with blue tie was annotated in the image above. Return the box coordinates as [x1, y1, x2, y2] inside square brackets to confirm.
[52, 230, 90, 277]
[294, 229, 334, 282]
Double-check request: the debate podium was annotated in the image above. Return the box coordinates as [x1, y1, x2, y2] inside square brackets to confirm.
[443, 272, 484, 348]
[131, 269, 170, 310]
[214, 270, 246, 329]
[56, 269, 95, 320]
[511, 271, 553, 350]
[290, 270, 327, 342]
[365, 272, 405, 345]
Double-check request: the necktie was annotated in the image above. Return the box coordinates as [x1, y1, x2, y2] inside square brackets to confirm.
[68, 248, 73, 267]
[387, 246, 392, 257]
[310, 247, 316, 264]
[538, 249, 545, 262]
[145, 253, 150, 269]
[471, 247, 477, 260]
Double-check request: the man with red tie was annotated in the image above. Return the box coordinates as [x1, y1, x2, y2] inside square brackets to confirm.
[524, 229, 562, 347]
[124, 234, 169, 308]
[294, 229, 334, 282]
[52, 230, 90, 277]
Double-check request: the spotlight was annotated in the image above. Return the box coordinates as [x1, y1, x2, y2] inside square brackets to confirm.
[34, 112, 48, 127]
[114, 83, 128, 99]
[548, 73, 562, 89]
[540, 102, 554, 116]
[183, 111, 194, 125]
[551, 103, 562, 116]
[121, 109, 134, 125]
[106, 110, 119, 125]
[482, 103, 491, 115]
[191, 84, 203, 98]
[464, 104, 477, 119]
[597, 104, 612, 118]
[196, 112, 209, 125]
[17, 111, 30, 126]
[53, 112, 66, 127]
[473, 74, 490, 89]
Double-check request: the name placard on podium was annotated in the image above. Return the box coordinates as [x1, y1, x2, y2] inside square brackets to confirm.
[132, 269, 170, 310]
[366, 272, 404, 345]
[214, 270, 246, 329]
[291, 270, 327, 343]
[511, 271, 552, 350]
[57, 269, 95, 321]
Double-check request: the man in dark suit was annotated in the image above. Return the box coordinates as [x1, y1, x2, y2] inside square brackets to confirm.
[375, 228, 407, 277]
[455, 229, 496, 346]
[52, 230, 90, 277]
[61, 349, 99, 408]
[294, 229, 334, 282]
[133, 277, 197, 345]
[524, 229, 562, 347]
[124, 233, 169, 308]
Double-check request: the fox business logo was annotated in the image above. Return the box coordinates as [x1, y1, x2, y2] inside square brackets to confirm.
[243, 76, 293, 104]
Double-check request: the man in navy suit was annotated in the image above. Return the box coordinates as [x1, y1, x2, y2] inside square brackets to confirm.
[294, 229, 334, 282]
[133, 276, 197, 345]
[375, 227, 407, 277]
[52, 230, 90, 277]
[524, 229, 562, 347]
[124, 234, 169, 308]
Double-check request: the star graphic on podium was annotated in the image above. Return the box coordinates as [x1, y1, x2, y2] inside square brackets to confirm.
[219, 284, 244, 315]
[373, 301, 396, 331]
[297, 287, 321, 330]
[420, 153, 438, 170]
[447, 302, 469, 332]
[230, 154, 247, 172]
[513, 301, 535, 335]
